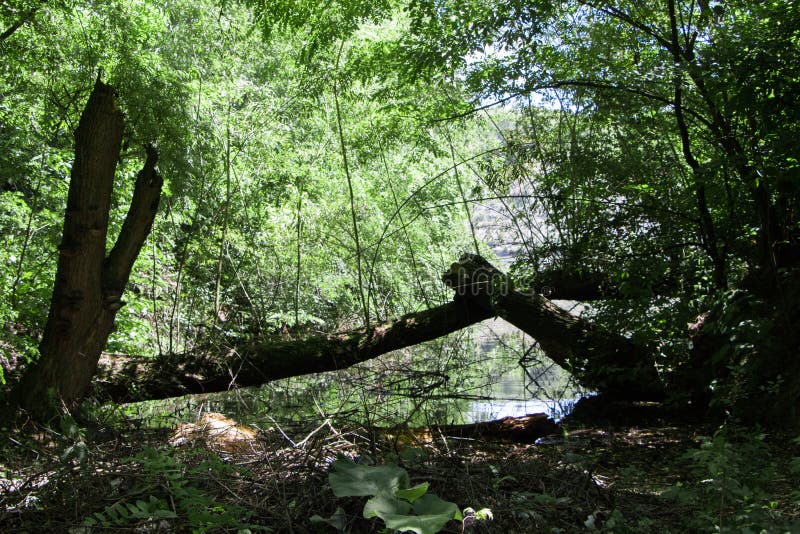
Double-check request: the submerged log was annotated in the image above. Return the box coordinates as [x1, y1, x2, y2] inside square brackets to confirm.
[435, 413, 559, 442]
[443, 254, 664, 399]
[375, 413, 559, 446]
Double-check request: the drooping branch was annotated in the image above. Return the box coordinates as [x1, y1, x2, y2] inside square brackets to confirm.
[93, 300, 492, 403]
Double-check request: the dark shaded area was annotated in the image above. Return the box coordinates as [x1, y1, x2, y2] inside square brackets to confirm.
[2, 411, 797, 532]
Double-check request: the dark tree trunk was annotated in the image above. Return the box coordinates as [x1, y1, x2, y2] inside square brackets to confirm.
[15, 79, 163, 418]
[442, 254, 664, 399]
[93, 300, 492, 403]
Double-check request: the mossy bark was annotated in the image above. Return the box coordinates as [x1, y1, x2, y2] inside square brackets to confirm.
[93, 300, 492, 403]
[93, 256, 664, 404]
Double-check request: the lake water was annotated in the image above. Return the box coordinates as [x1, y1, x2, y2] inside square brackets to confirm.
[128, 317, 583, 429]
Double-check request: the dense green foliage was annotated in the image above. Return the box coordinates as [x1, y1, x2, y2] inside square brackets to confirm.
[0, 0, 489, 384]
[397, 0, 800, 421]
[0, 0, 798, 499]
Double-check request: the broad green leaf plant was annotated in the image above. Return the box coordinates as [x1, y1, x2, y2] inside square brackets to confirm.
[311, 456, 491, 534]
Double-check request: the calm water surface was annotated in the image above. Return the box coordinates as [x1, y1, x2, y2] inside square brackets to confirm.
[129, 318, 583, 429]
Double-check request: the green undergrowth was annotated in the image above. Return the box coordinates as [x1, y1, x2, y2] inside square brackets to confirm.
[0, 410, 798, 533]
[665, 428, 800, 533]
[80, 447, 265, 532]
[311, 455, 492, 533]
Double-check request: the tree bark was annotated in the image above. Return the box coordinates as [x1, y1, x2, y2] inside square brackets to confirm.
[443, 254, 664, 399]
[529, 266, 691, 300]
[532, 269, 614, 301]
[15, 79, 163, 418]
[92, 300, 492, 403]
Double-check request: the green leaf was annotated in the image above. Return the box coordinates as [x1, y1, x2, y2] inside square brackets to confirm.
[105, 505, 120, 522]
[328, 458, 410, 497]
[310, 506, 348, 530]
[396, 482, 429, 502]
[151, 508, 178, 519]
[93, 511, 111, 527]
[412, 494, 462, 521]
[363, 494, 412, 518]
[789, 457, 800, 474]
[115, 504, 131, 519]
[375, 494, 461, 534]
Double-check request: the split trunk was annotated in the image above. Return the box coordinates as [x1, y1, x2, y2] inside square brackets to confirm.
[15, 79, 163, 417]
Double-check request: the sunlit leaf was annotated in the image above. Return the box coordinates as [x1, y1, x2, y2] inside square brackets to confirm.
[378, 494, 462, 534]
[328, 457, 410, 497]
[363, 494, 412, 518]
[395, 482, 429, 502]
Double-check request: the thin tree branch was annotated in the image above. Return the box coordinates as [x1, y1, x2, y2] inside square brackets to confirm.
[668, 0, 726, 288]
[433, 80, 712, 128]
[334, 41, 369, 327]
[0, 8, 36, 43]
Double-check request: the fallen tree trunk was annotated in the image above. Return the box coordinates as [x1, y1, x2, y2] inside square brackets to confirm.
[435, 413, 559, 442]
[93, 255, 663, 404]
[443, 254, 664, 399]
[530, 268, 616, 301]
[523, 266, 687, 300]
[93, 300, 492, 403]
[374, 413, 559, 446]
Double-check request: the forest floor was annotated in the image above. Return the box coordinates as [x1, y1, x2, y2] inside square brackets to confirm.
[1, 402, 799, 533]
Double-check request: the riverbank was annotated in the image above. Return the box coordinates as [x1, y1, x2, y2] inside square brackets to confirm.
[1, 404, 798, 532]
